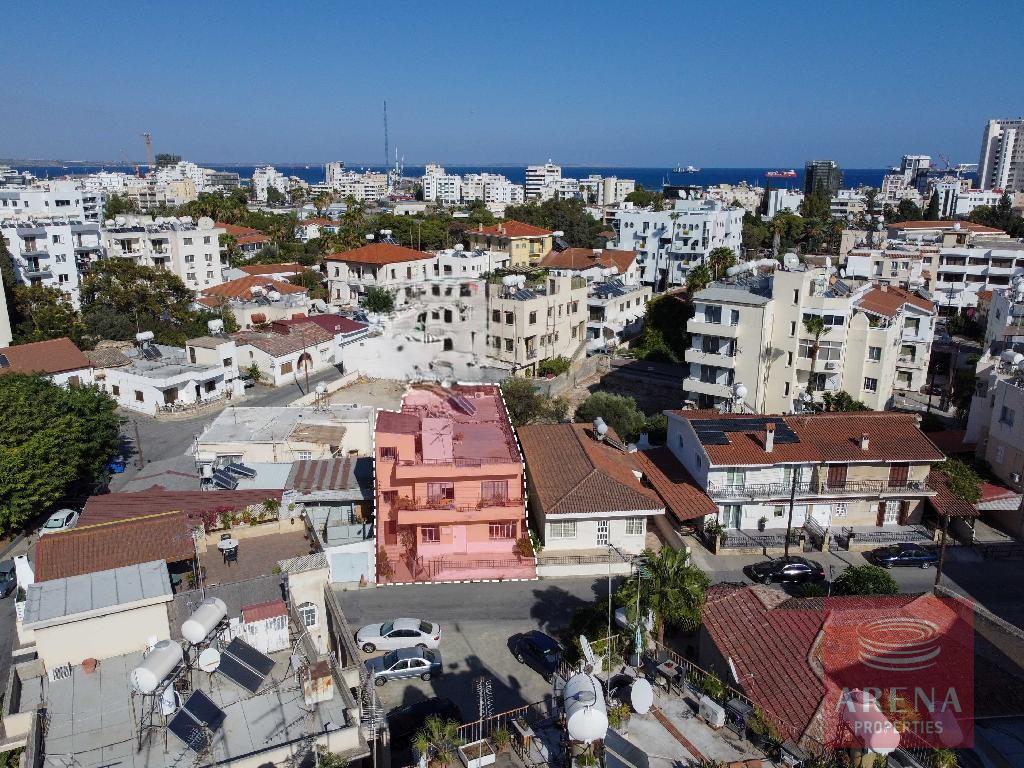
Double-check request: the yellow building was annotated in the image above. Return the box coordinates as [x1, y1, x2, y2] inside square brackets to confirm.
[467, 220, 554, 267]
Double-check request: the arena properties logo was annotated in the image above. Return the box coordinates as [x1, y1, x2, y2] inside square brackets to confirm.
[821, 595, 974, 752]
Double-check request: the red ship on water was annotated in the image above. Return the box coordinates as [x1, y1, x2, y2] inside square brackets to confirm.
[765, 169, 797, 178]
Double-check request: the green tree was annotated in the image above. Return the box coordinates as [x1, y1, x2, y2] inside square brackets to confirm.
[802, 315, 830, 394]
[265, 186, 287, 206]
[937, 459, 982, 503]
[616, 547, 710, 645]
[924, 190, 941, 220]
[685, 263, 712, 294]
[363, 286, 396, 313]
[624, 185, 664, 210]
[707, 247, 736, 280]
[537, 356, 571, 377]
[500, 377, 567, 426]
[287, 269, 328, 301]
[832, 565, 899, 596]
[0, 374, 121, 532]
[504, 198, 605, 248]
[741, 211, 770, 254]
[643, 413, 668, 445]
[820, 391, 869, 411]
[799, 190, 832, 221]
[102, 194, 140, 219]
[574, 392, 647, 442]
[9, 285, 84, 345]
[635, 293, 692, 361]
[412, 715, 463, 768]
[883, 198, 923, 224]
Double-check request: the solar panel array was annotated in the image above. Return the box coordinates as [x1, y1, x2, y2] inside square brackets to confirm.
[216, 637, 275, 694]
[167, 690, 225, 751]
[211, 470, 239, 490]
[448, 394, 477, 416]
[592, 280, 628, 299]
[693, 417, 800, 447]
[224, 462, 257, 479]
[141, 345, 163, 360]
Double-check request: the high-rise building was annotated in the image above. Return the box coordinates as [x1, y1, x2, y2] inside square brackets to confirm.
[525, 161, 561, 199]
[803, 160, 842, 197]
[978, 118, 1024, 192]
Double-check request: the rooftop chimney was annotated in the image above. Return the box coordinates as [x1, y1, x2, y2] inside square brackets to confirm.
[880, 284, 888, 292]
[860, 432, 870, 451]
[765, 423, 775, 453]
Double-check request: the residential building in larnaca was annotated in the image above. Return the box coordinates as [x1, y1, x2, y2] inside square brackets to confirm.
[518, 422, 664, 575]
[466, 221, 555, 267]
[684, 258, 935, 412]
[374, 384, 535, 583]
[612, 191, 743, 290]
[1, 213, 101, 307]
[637, 410, 943, 551]
[978, 117, 1024, 192]
[485, 272, 589, 376]
[325, 242, 434, 308]
[102, 215, 227, 292]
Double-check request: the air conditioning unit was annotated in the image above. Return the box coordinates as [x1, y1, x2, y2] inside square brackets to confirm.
[824, 361, 838, 371]
[698, 695, 726, 728]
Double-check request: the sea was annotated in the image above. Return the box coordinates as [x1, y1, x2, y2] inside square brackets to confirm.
[14, 163, 907, 190]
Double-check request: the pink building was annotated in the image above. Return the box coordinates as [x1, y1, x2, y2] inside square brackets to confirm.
[375, 384, 535, 582]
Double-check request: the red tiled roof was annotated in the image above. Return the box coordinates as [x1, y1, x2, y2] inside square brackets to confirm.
[242, 600, 288, 623]
[889, 220, 1004, 234]
[0, 338, 90, 376]
[231, 322, 334, 357]
[538, 248, 637, 274]
[980, 481, 1018, 503]
[518, 424, 662, 516]
[671, 411, 944, 466]
[923, 430, 974, 456]
[35, 511, 194, 581]
[200, 275, 306, 302]
[976, 290, 994, 303]
[855, 285, 934, 317]
[80, 489, 284, 527]
[634, 447, 718, 522]
[927, 471, 979, 519]
[301, 218, 335, 227]
[218, 223, 270, 246]
[238, 263, 305, 276]
[376, 410, 421, 434]
[325, 243, 431, 265]
[472, 220, 553, 238]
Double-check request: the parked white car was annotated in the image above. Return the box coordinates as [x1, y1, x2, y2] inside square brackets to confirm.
[38, 509, 79, 536]
[355, 618, 441, 653]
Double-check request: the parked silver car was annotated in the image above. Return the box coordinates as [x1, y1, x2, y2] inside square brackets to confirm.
[365, 648, 443, 686]
[38, 509, 79, 537]
[356, 618, 441, 653]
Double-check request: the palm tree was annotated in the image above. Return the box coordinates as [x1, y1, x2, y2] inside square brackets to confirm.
[412, 716, 463, 768]
[616, 547, 710, 646]
[931, 748, 959, 768]
[802, 316, 830, 395]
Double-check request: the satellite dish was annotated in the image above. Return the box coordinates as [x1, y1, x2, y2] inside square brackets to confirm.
[733, 383, 748, 400]
[580, 635, 597, 668]
[160, 687, 181, 716]
[628, 678, 654, 715]
[198, 648, 221, 673]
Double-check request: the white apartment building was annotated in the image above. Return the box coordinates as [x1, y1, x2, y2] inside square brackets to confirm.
[252, 166, 289, 203]
[421, 167, 524, 206]
[485, 273, 589, 376]
[979, 118, 1024, 192]
[422, 168, 463, 205]
[525, 161, 561, 199]
[432, 245, 510, 278]
[153, 161, 210, 192]
[325, 242, 434, 308]
[955, 188, 1005, 216]
[933, 238, 1024, 313]
[613, 195, 744, 290]
[0, 180, 93, 220]
[0, 279, 10, 346]
[765, 189, 804, 217]
[330, 172, 388, 202]
[585, 279, 651, 353]
[684, 262, 936, 412]
[102, 215, 227, 292]
[1, 215, 101, 307]
[325, 161, 346, 187]
[843, 243, 932, 291]
[703, 183, 763, 214]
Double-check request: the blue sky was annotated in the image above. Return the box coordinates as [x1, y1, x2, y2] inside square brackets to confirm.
[4, 0, 1020, 166]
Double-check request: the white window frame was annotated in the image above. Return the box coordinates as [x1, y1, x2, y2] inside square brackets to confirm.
[298, 601, 318, 628]
[596, 520, 609, 547]
[549, 520, 577, 540]
[624, 518, 645, 536]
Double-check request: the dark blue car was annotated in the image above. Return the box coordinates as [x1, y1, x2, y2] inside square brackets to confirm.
[509, 631, 562, 681]
[871, 543, 939, 569]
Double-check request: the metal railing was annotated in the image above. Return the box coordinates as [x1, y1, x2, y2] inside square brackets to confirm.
[398, 455, 520, 467]
[536, 549, 628, 566]
[707, 479, 931, 499]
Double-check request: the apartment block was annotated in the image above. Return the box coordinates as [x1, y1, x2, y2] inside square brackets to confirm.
[466, 221, 554, 267]
[640, 411, 942, 544]
[374, 384, 534, 583]
[684, 263, 936, 412]
[1, 214, 101, 307]
[485, 273, 588, 376]
[979, 117, 1024, 192]
[325, 242, 434, 308]
[102, 215, 227, 291]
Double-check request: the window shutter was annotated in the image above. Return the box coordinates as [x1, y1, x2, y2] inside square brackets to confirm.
[875, 502, 886, 526]
[897, 501, 910, 526]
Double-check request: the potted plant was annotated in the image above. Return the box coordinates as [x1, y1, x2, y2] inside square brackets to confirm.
[377, 549, 395, 583]
[513, 536, 534, 559]
[701, 671, 725, 703]
[459, 740, 496, 768]
[608, 703, 631, 734]
[745, 708, 767, 747]
[490, 727, 511, 755]
[413, 716, 463, 768]
[574, 748, 597, 768]
[757, 516, 767, 532]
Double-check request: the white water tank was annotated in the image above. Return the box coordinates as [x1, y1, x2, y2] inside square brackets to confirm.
[207, 319, 224, 334]
[130, 640, 183, 693]
[1001, 349, 1017, 364]
[181, 597, 228, 644]
[564, 673, 608, 744]
[135, 330, 155, 344]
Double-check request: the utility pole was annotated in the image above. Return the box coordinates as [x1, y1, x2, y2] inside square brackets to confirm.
[783, 465, 798, 557]
[934, 514, 951, 587]
[133, 420, 145, 469]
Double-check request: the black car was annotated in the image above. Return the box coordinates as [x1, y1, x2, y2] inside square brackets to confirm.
[870, 543, 939, 569]
[387, 698, 462, 765]
[746, 556, 826, 584]
[509, 631, 563, 680]
[0, 560, 15, 598]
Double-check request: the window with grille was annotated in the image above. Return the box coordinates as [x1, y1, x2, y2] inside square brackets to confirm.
[298, 602, 318, 628]
[549, 521, 576, 539]
[379, 446, 397, 461]
[624, 518, 645, 536]
[489, 522, 515, 539]
[421, 526, 440, 543]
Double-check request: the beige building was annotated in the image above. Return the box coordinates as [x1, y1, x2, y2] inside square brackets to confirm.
[467, 220, 555, 267]
[102, 215, 227, 292]
[485, 273, 588, 375]
[325, 241, 434, 308]
[685, 263, 936, 412]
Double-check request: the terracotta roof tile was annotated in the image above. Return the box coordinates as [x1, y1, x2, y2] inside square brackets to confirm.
[670, 411, 944, 466]
[472, 220, 553, 238]
[85, 347, 132, 369]
[231, 322, 334, 357]
[538, 248, 637, 273]
[324, 243, 432, 265]
[927, 471, 979, 519]
[376, 411, 421, 434]
[890, 220, 1004, 234]
[242, 600, 288, 623]
[238, 263, 305, 276]
[855, 285, 934, 317]
[200, 275, 306, 302]
[634, 447, 718, 522]
[218, 223, 270, 246]
[0, 338, 90, 376]
[518, 424, 662, 516]
[277, 314, 367, 336]
[35, 511, 194, 581]
[80, 489, 283, 527]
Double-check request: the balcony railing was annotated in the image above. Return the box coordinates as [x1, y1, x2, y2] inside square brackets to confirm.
[707, 479, 932, 500]
[398, 455, 519, 468]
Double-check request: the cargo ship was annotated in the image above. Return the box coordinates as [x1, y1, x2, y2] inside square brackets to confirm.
[765, 169, 797, 178]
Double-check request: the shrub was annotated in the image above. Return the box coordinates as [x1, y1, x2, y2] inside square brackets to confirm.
[513, 536, 534, 559]
[364, 286, 396, 313]
[833, 565, 899, 596]
[574, 392, 646, 442]
[537, 356, 571, 377]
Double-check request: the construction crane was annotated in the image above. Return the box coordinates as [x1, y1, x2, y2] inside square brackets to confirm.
[141, 132, 154, 171]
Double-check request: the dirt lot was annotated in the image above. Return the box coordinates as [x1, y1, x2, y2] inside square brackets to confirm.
[327, 377, 408, 410]
[563, 357, 688, 418]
